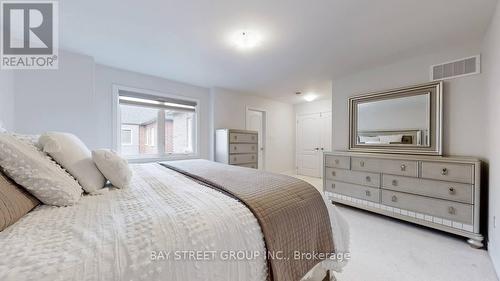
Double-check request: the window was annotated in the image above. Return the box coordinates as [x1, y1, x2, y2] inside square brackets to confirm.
[117, 89, 197, 159]
[121, 129, 132, 145]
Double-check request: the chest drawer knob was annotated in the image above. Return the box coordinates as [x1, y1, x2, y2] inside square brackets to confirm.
[449, 187, 456, 195]
[448, 207, 456, 215]
[360, 161, 365, 167]
[234, 146, 237, 151]
[365, 190, 371, 196]
[331, 171, 336, 176]
[400, 164, 406, 171]
[234, 135, 238, 140]
[331, 183, 336, 189]
[365, 176, 371, 182]
[392, 180, 398, 186]
[233, 157, 237, 161]
[334, 159, 339, 164]
[251, 155, 255, 160]
[391, 195, 398, 202]
[441, 168, 448, 175]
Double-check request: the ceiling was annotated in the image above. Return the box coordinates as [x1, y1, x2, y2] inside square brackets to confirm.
[60, 0, 497, 103]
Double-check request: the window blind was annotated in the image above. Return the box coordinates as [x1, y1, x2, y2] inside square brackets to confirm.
[118, 90, 197, 112]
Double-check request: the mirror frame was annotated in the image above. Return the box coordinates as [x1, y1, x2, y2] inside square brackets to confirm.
[348, 81, 443, 155]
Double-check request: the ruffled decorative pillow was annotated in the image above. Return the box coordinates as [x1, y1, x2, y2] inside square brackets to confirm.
[92, 149, 133, 189]
[0, 134, 83, 206]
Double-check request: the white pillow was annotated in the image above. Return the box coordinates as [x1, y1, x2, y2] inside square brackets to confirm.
[0, 134, 83, 206]
[38, 132, 106, 193]
[92, 149, 132, 189]
[379, 134, 404, 144]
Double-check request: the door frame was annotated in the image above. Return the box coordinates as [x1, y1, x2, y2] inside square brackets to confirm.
[245, 106, 267, 170]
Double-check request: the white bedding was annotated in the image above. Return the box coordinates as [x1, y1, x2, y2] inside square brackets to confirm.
[0, 163, 348, 281]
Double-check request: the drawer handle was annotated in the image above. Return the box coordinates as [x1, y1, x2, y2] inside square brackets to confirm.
[335, 159, 339, 164]
[365, 176, 371, 182]
[391, 195, 398, 202]
[449, 187, 456, 195]
[360, 161, 365, 167]
[234, 146, 237, 151]
[448, 207, 456, 215]
[251, 136, 255, 140]
[234, 135, 238, 140]
[331, 171, 336, 176]
[400, 164, 406, 171]
[233, 157, 237, 161]
[365, 190, 371, 196]
[331, 183, 336, 189]
[441, 168, 448, 176]
[392, 180, 398, 186]
[252, 146, 256, 150]
[251, 155, 255, 160]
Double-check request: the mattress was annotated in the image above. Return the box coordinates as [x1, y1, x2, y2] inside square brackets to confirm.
[0, 163, 348, 281]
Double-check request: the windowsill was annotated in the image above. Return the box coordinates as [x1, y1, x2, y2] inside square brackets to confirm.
[125, 154, 200, 164]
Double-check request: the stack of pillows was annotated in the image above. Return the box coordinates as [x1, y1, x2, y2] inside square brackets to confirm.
[0, 132, 133, 207]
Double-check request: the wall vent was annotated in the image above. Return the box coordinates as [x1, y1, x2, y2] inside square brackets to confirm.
[430, 55, 480, 81]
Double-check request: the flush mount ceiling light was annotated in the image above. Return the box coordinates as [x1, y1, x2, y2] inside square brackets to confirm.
[303, 93, 317, 102]
[231, 30, 262, 50]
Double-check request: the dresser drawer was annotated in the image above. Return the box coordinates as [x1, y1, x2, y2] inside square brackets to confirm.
[382, 175, 473, 204]
[235, 163, 257, 169]
[352, 157, 418, 177]
[421, 162, 474, 184]
[229, 143, 258, 154]
[381, 190, 473, 224]
[325, 168, 380, 188]
[325, 155, 350, 169]
[229, 133, 257, 143]
[229, 154, 257, 165]
[326, 180, 380, 203]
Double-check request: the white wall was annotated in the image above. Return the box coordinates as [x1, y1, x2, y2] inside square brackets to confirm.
[483, 0, 500, 275]
[294, 98, 332, 116]
[211, 87, 295, 173]
[13, 51, 98, 146]
[332, 43, 487, 158]
[0, 70, 15, 131]
[12, 50, 212, 159]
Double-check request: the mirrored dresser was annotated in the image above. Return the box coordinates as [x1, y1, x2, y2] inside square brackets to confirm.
[323, 152, 483, 247]
[328, 81, 484, 248]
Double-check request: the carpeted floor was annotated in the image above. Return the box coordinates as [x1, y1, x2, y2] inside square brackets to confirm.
[286, 173, 499, 281]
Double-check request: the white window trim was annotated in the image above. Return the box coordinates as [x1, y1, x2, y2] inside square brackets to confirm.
[121, 128, 133, 145]
[112, 84, 200, 162]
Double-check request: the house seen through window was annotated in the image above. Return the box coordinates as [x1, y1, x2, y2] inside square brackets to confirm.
[118, 90, 197, 159]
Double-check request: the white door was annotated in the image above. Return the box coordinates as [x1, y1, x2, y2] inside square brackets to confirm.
[246, 109, 265, 170]
[296, 113, 322, 177]
[296, 112, 332, 178]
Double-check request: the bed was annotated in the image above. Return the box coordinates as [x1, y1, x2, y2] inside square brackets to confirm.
[0, 161, 349, 281]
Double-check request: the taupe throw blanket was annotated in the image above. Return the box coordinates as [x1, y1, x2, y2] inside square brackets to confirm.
[161, 160, 335, 281]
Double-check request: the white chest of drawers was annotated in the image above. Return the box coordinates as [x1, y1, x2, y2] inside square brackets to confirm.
[215, 129, 258, 169]
[323, 151, 483, 248]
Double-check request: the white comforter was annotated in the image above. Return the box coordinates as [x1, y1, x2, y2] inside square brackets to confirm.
[0, 163, 348, 281]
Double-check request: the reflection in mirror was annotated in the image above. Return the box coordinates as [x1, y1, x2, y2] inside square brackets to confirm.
[356, 93, 430, 147]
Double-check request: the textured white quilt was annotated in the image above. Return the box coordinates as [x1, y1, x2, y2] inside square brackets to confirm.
[0, 163, 348, 281]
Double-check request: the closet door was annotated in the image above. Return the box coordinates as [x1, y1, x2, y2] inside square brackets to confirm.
[296, 113, 322, 177]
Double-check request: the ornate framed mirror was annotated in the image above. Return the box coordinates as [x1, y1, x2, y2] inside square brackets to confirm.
[349, 81, 443, 155]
